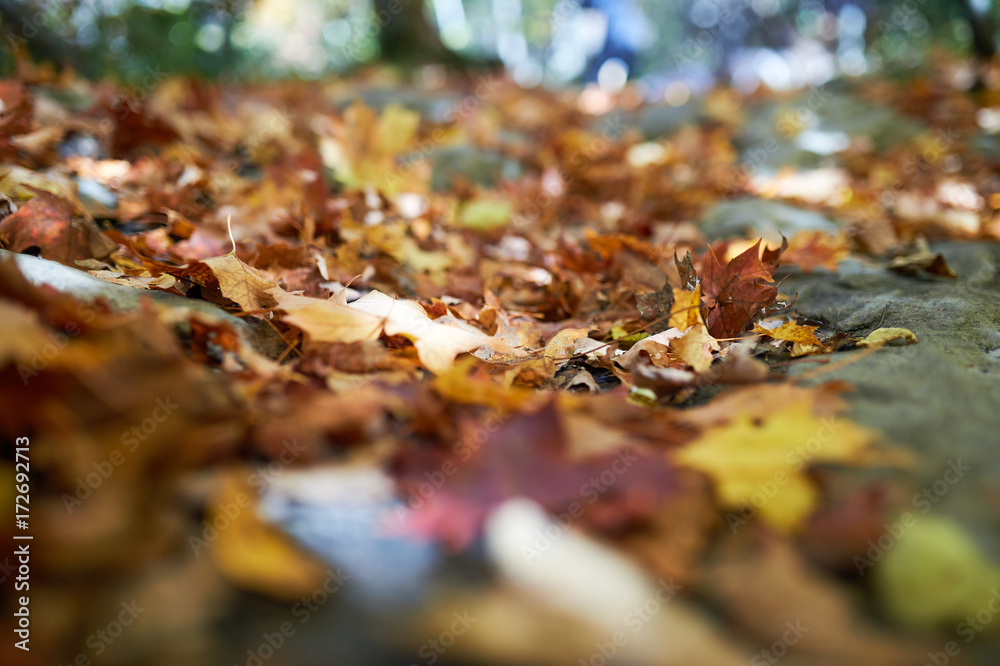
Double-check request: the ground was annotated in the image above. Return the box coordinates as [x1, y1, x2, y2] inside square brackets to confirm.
[2, 59, 1000, 666]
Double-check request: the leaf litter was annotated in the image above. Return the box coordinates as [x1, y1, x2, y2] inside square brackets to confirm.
[0, 57, 994, 665]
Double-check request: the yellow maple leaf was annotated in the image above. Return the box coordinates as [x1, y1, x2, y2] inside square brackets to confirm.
[754, 321, 822, 347]
[856, 327, 918, 349]
[675, 396, 877, 531]
[208, 474, 329, 601]
[274, 291, 384, 344]
[669, 285, 703, 330]
[198, 217, 279, 312]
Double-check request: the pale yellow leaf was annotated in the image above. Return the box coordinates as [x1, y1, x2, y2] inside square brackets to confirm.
[675, 397, 877, 531]
[856, 327, 918, 349]
[202, 254, 279, 312]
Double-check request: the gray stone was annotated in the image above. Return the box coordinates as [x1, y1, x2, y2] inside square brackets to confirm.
[700, 197, 839, 243]
[426, 145, 522, 192]
[781, 241, 1000, 549]
[0, 248, 283, 357]
[76, 177, 118, 210]
[589, 102, 700, 141]
[340, 87, 462, 123]
[638, 102, 701, 139]
[736, 91, 925, 174]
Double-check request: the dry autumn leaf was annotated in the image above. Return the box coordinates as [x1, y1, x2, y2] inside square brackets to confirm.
[349, 290, 512, 374]
[701, 239, 783, 339]
[204, 474, 330, 601]
[0, 188, 117, 266]
[856, 327, 918, 349]
[753, 321, 823, 346]
[675, 395, 878, 531]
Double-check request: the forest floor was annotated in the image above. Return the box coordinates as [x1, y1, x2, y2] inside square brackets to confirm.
[3, 58, 1000, 666]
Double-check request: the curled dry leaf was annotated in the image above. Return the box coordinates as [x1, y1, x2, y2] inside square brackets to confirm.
[276, 288, 512, 374]
[856, 327, 918, 349]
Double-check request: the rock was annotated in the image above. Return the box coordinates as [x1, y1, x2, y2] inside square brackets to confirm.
[781, 240, 1000, 547]
[736, 91, 925, 174]
[76, 177, 118, 210]
[0, 248, 283, 357]
[341, 87, 462, 123]
[427, 145, 522, 192]
[589, 102, 700, 141]
[700, 197, 839, 244]
[638, 102, 701, 139]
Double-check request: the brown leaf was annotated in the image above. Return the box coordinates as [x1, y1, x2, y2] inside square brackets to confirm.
[0, 189, 117, 266]
[200, 253, 280, 312]
[701, 240, 782, 338]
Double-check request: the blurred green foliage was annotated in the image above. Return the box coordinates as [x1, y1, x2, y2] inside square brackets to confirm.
[0, 0, 995, 85]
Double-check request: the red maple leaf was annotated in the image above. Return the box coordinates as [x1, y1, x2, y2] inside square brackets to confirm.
[392, 401, 676, 551]
[701, 239, 784, 338]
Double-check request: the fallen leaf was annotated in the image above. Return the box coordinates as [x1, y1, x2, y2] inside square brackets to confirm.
[459, 197, 513, 230]
[208, 474, 330, 601]
[706, 534, 926, 665]
[856, 327, 918, 349]
[887, 237, 956, 278]
[671, 324, 717, 372]
[0, 188, 117, 266]
[675, 395, 878, 531]
[199, 253, 280, 312]
[782, 230, 850, 272]
[701, 239, 782, 339]
[274, 290, 384, 344]
[753, 321, 822, 347]
[349, 290, 512, 374]
[0, 80, 33, 160]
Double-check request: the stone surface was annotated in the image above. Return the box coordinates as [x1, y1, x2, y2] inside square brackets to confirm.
[781, 240, 1000, 551]
[700, 197, 839, 244]
[0, 248, 283, 357]
[736, 90, 926, 174]
[427, 145, 522, 191]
